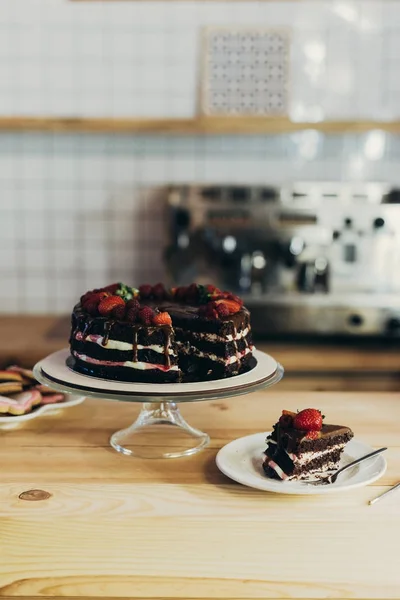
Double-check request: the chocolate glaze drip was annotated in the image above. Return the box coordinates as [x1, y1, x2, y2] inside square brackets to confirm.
[132, 327, 138, 362]
[103, 320, 114, 346]
[162, 325, 172, 368]
[82, 318, 94, 342]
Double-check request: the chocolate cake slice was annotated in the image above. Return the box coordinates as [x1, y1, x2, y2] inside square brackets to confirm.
[263, 409, 354, 481]
[69, 282, 254, 383]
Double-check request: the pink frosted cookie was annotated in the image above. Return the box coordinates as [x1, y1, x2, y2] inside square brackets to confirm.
[39, 393, 65, 405]
[0, 390, 42, 415]
[6, 365, 36, 386]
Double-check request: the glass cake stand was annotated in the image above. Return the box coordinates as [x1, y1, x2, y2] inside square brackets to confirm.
[34, 348, 284, 459]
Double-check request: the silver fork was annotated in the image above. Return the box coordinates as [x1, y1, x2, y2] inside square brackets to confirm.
[306, 447, 387, 486]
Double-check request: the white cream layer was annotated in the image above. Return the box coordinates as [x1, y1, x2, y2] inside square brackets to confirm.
[294, 444, 346, 467]
[75, 332, 173, 355]
[73, 351, 179, 372]
[175, 342, 253, 365]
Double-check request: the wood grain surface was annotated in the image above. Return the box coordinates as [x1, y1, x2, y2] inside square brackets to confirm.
[2, 116, 400, 134]
[1, 392, 399, 599]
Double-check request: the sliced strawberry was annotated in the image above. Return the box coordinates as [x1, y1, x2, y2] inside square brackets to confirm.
[98, 295, 125, 316]
[215, 298, 241, 314]
[153, 311, 172, 326]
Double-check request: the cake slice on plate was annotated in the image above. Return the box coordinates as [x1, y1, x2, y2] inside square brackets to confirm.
[263, 408, 354, 481]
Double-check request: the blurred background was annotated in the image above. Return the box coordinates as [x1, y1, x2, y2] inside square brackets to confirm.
[1, 0, 400, 389]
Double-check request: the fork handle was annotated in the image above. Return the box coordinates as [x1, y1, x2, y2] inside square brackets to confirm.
[332, 447, 387, 481]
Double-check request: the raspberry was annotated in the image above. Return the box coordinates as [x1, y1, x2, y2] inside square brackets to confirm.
[174, 286, 187, 302]
[185, 283, 199, 304]
[153, 311, 172, 326]
[216, 302, 230, 317]
[138, 306, 154, 325]
[279, 414, 294, 428]
[139, 284, 153, 299]
[84, 301, 99, 316]
[127, 308, 139, 323]
[98, 295, 125, 316]
[82, 291, 109, 308]
[152, 282, 166, 300]
[126, 299, 140, 311]
[112, 304, 126, 320]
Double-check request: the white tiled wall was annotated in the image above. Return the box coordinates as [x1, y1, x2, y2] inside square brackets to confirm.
[2, 1, 400, 313]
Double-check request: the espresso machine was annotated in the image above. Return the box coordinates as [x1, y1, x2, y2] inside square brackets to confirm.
[164, 183, 400, 337]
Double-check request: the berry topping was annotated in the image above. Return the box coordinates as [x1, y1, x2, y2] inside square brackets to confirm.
[153, 311, 172, 326]
[216, 302, 230, 317]
[174, 286, 187, 302]
[138, 306, 155, 325]
[112, 304, 126, 320]
[185, 283, 199, 304]
[152, 282, 167, 300]
[98, 295, 125, 316]
[126, 299, 140, 311]
[293, 408, 324, 432]
[215, 298, 242, 314]
[82, 291, 111, 315]
[127, 307, 139, 323]
[84, 299, 100, 316]
[226, 293, 244, 307]
[279, 410, 296, 428]
[139, 284, 153, 299]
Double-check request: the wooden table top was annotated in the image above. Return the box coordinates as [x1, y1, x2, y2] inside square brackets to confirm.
[1, 391, 399, 599]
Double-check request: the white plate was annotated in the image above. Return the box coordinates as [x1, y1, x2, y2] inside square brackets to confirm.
[34, 348, 283, 403]
[0, 395, 85, 429]
[216, 433, 387, 495]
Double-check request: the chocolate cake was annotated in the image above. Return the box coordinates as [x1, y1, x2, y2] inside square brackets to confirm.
[263, 409, 354, 481]
[69, 282, 254, 383]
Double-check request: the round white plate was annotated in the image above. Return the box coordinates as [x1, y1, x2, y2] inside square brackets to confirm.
[216, 433, 387, 495]
[0, 395, 85, 429]
[34, 348, 283, 403]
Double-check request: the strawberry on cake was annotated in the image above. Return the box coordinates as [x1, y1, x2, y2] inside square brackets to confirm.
[69, 282, 254, 383]
[263, 408, 354, 481]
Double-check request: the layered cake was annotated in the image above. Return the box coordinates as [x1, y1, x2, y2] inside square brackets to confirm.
[263, 408, 354, 481]
[69, 282, 254, 383]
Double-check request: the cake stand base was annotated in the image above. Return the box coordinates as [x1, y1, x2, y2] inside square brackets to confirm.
[109, 402, 210, 459]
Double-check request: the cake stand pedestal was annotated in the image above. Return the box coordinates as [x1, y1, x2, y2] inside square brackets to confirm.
[34, 349, 284, 459]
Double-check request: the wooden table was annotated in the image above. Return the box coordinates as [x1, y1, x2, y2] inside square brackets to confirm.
[1, 391, 399, 599]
